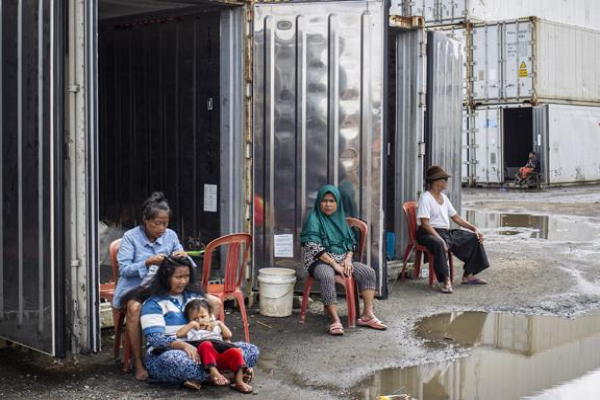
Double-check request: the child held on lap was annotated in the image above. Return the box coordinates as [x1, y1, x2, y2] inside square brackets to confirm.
[178, 299, 253, 393]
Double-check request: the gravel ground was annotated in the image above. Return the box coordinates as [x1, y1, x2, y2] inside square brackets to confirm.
[1, 185, 599, 399]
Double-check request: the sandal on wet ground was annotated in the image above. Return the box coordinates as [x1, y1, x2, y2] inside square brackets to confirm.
[440, 284, 453, 294]
[357, 317, 387, 330]
[230, 382, 253, 394]
[243, 368, 253, 384]
[461, 277, 487, 285]
[183, 380, 202, 391]
[328, 322, 344, 336]
[209, 373, 230, 386]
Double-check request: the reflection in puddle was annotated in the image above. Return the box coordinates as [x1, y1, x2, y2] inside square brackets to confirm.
[353, 312, 600, 400]
[465, 210, 600, 241]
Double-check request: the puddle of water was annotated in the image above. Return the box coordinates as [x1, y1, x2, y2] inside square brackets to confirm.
[465, 210, 600, 241]
[352, 311, 600, 400]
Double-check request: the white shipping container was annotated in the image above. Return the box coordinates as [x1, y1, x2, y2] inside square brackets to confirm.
[471, 18, 600, 106]
[390, 0, 600, 30]
[435, 26, 469, 100]
[472, 105, 505, 184]
[546, 104, 600, 184]
[468, 103, 600, 186]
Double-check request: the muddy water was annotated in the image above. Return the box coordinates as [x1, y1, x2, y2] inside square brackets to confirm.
[353, 312, 600, 400]
[465, 210, 600, 241]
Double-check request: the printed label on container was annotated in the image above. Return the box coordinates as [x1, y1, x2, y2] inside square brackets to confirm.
[274, 234, 294, 258]
[518, 61, 528, 78]
[203, 184, 218, 212]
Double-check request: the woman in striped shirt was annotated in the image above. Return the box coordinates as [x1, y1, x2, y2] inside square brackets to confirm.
[140, 256, 259, 391]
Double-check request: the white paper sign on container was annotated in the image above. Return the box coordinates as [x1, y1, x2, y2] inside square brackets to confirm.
[274, 234, 294, 258]
[203, 184, 218, 212]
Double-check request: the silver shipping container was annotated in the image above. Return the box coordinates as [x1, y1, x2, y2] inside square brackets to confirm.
[253, 1, 387, 294]
[390, 0, 600, 30]
[391, 26, 464, 259]
[0, 0, 66, 357]
[471, 18, 600, 106]
[470, 103, 600, 186]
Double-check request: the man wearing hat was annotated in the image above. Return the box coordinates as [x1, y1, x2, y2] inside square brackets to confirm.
[416, 166, 490, 293]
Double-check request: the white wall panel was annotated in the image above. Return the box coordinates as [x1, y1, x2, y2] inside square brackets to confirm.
[547, 104, 600, 184]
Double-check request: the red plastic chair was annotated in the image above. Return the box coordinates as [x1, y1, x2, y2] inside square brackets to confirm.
[399, 201, 454, 286]
[201, 233, 252, 342]
[299, 217, 368, 329]
[105, 239, 132, 372]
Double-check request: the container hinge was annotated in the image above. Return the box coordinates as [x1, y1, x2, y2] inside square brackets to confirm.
[417, 141, 425, 157]
[68, 84, 80, 93]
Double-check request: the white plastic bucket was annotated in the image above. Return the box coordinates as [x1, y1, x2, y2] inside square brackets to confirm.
[258, 268, 297, 317]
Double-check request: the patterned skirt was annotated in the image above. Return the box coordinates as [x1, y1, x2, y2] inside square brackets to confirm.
[145, 342, 260, 383]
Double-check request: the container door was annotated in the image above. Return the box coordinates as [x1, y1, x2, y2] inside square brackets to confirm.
[253, 1, 386, 294]
[502, 20, 534, 103]
[532, 105, 549, 185]
[426, 31, 464, 211]
[393, 27, 426, 266]
[473, 107, 503, 184]
[462, 107, 473, 186]
[471, 23, 502, 104]
[0, 1, 65, 356]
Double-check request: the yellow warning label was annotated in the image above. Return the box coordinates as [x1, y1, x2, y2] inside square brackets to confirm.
[518, 61, 528, 78]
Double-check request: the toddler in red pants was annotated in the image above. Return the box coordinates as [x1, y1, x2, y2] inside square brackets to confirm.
[177, 298, 253, 393]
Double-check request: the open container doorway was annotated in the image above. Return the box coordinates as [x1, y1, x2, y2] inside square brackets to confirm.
[97, 0, 246, 285]
[502, 107, 533, 182]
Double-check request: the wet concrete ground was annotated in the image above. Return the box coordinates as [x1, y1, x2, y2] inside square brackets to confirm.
[1, 185, 600, 399]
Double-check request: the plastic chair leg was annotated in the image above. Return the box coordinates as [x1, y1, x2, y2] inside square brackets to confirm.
[299, 277, 314, 324]
[448, 250, 454, 282]
[353, 281, 360, 323]
[217, 294, 226, 322]
[414, 250, 423, 279]
[233, 291, 250, 343]
[400, 244, 413, 281]
[343, 277, 357, 328]
[428, 253, 435, 287]
[113, 309, 124, 359]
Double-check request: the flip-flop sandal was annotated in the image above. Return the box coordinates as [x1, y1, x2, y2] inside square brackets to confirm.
[243, 368, 254, 384]
[440, 285, 453, 294]
[328, 322, 344, 336]
[209, 374, 230, 386]
[357, 317, 388, 330]
[461, 278, 487, 285]
[183, 380, 202, 391]
[230, 382, 253, 394]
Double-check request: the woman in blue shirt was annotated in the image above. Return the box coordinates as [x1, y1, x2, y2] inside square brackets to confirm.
[141, 256, 259, 391]
[112, 192, 218, 380]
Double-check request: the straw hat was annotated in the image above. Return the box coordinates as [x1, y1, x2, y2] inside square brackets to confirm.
[425, 165, 451, 181]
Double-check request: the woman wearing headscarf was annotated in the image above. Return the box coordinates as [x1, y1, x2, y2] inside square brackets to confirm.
[416, 166, 490, 294]
[300, 185, 387, 335]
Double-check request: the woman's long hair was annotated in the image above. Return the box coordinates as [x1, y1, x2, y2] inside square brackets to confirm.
[146, 256, 204, 298]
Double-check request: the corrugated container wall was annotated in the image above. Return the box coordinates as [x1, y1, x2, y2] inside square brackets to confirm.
[545, 104, 600, 184]
[252, 1, 387, 294]
[390, 0, 600, 30]
[471, 18, 600, 106]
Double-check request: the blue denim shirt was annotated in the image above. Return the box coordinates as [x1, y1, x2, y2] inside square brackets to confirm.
[112, 226, 195, 309]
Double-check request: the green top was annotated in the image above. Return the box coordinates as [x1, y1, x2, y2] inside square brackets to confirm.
[300, 185, 356, 255]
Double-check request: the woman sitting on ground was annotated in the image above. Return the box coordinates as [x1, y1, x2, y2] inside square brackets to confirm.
[112, 192, 220, 380]
[416, 166, 490, 294]
[300, 185, 387, 335]
[140, 256, 259, 391]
